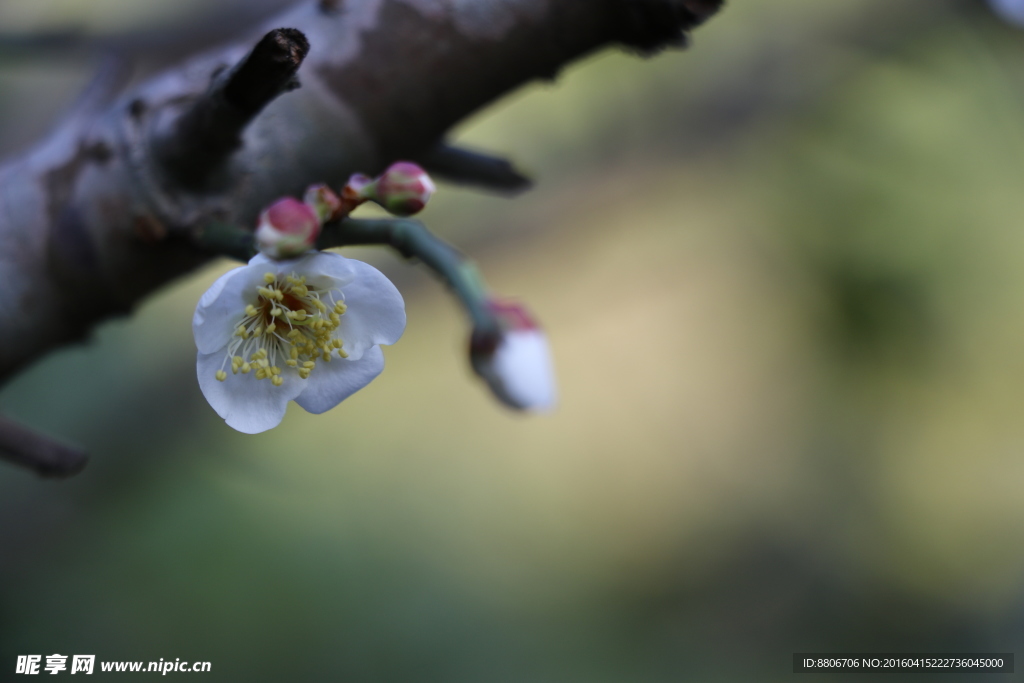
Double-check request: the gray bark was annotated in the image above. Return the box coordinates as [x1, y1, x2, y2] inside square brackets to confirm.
[0, 0, 720, 384]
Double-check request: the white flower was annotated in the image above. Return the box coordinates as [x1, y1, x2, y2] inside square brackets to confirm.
[471, 300, 557, 412]
[990, 0, 1024, 25]
[193, 251, 405, 433]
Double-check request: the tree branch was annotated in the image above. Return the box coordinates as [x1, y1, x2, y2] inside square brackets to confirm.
[0, 416, 87, 478]
[416, 144, 532, 193]
[0, 0, 722, 404]
[153, 28, 310, 187]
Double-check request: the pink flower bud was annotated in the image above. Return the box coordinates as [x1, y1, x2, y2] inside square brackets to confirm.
[371, 162, 436, 216]
[331, 173, 374, 217]
[471, 300, 557, 412]
[303, 184, 343, 223]
[255, 197, 321, 260]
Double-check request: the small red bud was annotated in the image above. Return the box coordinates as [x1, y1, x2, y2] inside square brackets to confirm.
[303, 184, 343, 223]
[255, 197, 321, 259]
[371, 162, 436, 216]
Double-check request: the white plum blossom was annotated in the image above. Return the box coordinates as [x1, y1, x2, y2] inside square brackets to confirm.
[472, 300, 557, 412]
[193, 251, 405, 433]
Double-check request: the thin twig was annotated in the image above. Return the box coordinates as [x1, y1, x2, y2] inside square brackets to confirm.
[320, 218, 501, 337]
[194, 216, 501, 338]
[617, 0, 724, 53]
[416, 144, 532, 194]
[153, 28, 310, 188]
[0, 415, 87, 478]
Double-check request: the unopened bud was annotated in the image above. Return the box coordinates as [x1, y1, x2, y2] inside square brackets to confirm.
[357, 162, 435, 216]
[335, 173, 373, 216]
[303, 184, 343, 223]
[471, 300, 557, 412]
[255, 197, 321, 259]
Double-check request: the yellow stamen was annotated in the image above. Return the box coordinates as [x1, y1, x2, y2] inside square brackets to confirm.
[218, 271, 354, 389]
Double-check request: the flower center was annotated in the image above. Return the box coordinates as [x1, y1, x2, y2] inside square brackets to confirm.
[214, 272, 348, 387]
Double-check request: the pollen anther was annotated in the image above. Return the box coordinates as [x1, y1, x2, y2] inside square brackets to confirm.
[215, 271, 351, 388]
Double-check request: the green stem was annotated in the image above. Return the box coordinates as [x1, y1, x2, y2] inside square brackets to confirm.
[319, 218, 499, 336]
[195, 221, 257, 262]
[193, 216, 501, 341]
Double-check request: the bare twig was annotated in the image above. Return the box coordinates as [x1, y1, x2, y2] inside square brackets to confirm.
[616, 0, 724, 53]
[153, 28, 310, 188]
[416, 144, 532, 194]
[0, 415, 87, 478]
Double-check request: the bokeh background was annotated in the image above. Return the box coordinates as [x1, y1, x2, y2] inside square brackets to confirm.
[2, 0, 1024, 680]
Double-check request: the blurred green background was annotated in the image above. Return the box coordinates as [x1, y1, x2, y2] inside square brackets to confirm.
[3, 0, 1024, 680]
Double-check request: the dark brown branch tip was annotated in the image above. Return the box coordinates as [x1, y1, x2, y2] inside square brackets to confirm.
[154, 27, 310, 187]
[616, 0, 724, 54]
[222, 28, 310, 114]
[128, 97, 147, 118]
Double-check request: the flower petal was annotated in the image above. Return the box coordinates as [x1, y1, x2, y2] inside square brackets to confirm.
[197, 351, 305, 434]
[193, 265, 266, 355]
[482, 330, 557, 412]
[293, 345, 385, 414]
[335, 259, 406, 360]
[296, 250, 357, 288]
[250, 251, 357, 289]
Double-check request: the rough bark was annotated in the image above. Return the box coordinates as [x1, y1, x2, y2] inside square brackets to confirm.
[0, 0, 720, 385]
